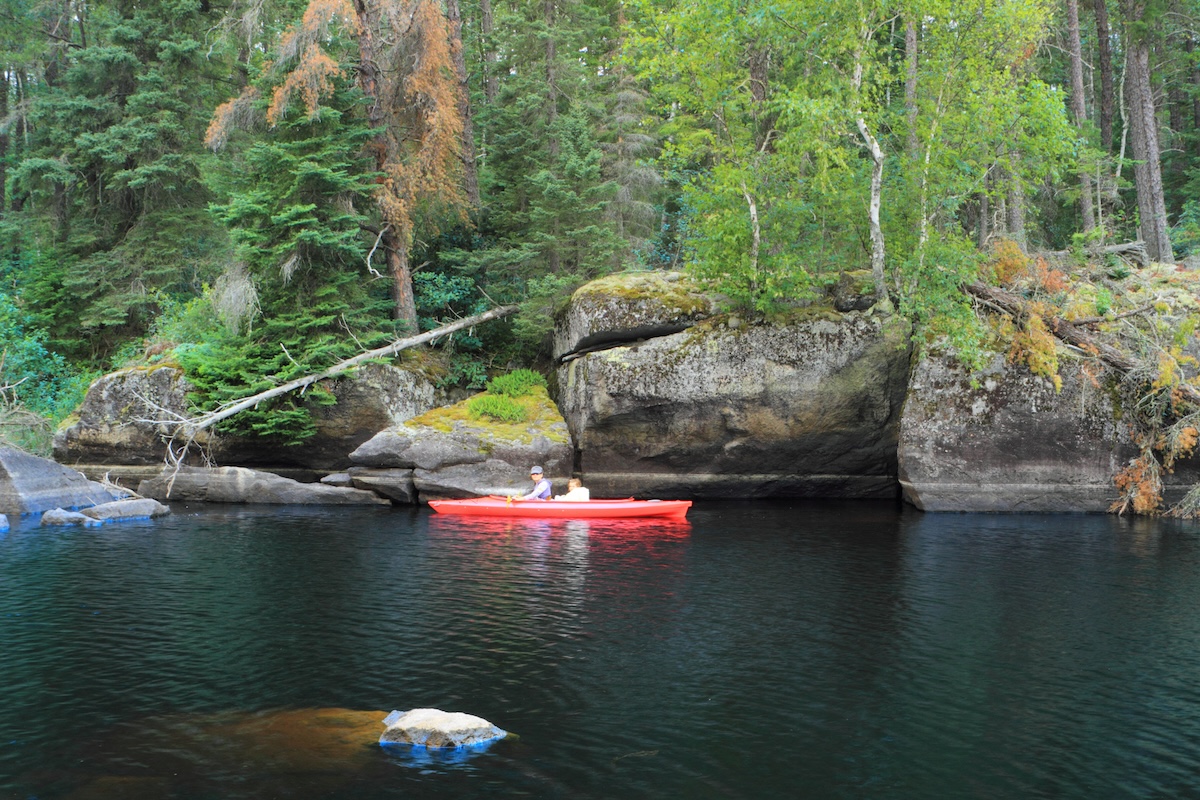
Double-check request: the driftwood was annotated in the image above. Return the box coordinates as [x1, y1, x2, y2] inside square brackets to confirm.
[963, 281, 1200, 408]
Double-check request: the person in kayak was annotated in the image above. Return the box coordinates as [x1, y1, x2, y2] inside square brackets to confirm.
[519, 466, 553, 500]
[553, 478, 590, 501]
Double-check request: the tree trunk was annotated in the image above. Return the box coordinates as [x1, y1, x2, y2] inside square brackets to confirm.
[978, 170, 991, 248]
[1095, 0, 1115, 151]
[446, 0, 481, 209]
[905, 19, 918, 157]
[1007, 162, 1026, 251]
[175, 304, 519, 439]
[1190, 36, 1200, 156]
[351, 0, 416, 325]
[480, 0, 498, 104]
[385, 230, 418, 327]
[0, 69, 7, 216]
[1124, 23, 1173, 262]
[1067, 0, 1096, 232]
[852, 51, 886, 300]
[747, 45, 774, 153]
[544, 0, 560, 273]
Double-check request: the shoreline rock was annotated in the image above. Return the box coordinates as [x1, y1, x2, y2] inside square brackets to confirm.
[898, 349, 1200, 512]
[351, 387, 571, 501]
[556, 308, 912, 499]
[138, 466, 391, 505]
[0, 446, 121, 516]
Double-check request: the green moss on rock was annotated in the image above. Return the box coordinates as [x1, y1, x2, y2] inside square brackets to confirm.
[409, 386, 569, 445]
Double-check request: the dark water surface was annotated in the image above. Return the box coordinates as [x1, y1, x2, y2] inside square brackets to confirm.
[3, 501, 1200, 798]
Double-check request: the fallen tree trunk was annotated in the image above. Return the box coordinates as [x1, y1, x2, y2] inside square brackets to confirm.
[179, 304, 519, 439]
[1044, 240, 1149, 266]
[963, 281, 1200, 407]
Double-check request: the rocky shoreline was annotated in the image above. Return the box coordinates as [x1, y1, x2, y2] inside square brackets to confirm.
[21, 271, 1196, 516]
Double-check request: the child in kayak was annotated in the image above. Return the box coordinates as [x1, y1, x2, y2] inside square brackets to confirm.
[554, 478, 590, 501]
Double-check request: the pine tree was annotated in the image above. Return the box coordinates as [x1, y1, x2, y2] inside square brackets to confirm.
[6, 0, 235, 361]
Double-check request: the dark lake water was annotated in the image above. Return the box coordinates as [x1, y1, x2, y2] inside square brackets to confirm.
[3, 500, 1200, 799]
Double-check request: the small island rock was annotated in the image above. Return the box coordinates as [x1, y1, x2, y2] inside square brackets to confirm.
[379, 708, 507, 748]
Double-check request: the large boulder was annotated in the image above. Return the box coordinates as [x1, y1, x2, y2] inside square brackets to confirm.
[0, 446, 119, 515]
[350, 388, 571, 501]
[53, 365, 196, 466]
[554, 271, 715, 358]
[54, 362, 438, 472]
[556, 305, 912, 499]
[379, 708, 507, 749]
[137, 466, 391, 505]
[898, 349, 1200, 512]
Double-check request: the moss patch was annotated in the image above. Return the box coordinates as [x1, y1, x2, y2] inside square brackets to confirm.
[567, 271, 711, 317]
[408, 386, 569, 444]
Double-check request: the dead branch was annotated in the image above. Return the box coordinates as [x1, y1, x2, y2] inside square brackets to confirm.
[963, 282, 1200, 408]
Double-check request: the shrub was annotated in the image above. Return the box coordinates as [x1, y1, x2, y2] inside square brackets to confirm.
[467, 393, 528, 423]
[486, 369, 547, 397]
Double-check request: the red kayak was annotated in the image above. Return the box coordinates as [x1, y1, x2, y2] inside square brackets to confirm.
[428, 496, 692, 520]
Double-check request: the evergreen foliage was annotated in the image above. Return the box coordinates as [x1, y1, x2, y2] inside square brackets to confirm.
[5, 0, 234, 361]
[188, 82, 393, 443]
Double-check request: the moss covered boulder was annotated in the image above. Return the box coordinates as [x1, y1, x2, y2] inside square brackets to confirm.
[349, 387, 571, 501]
[898, 349, 1200, 512]
[556, 303, 912, 498]
[554, 271, 715, 358]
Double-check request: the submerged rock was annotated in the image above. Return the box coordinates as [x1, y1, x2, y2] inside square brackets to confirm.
[0, 446, 119, 516]
[41, 508, 103, 526]
[0, 513, 7, 532]
[379, 708, 507, 748]
[137, 466, 391, 505]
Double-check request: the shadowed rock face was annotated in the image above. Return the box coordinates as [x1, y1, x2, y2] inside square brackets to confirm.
[556, 299, 913, 499]
[898, 351, 1200, 512]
